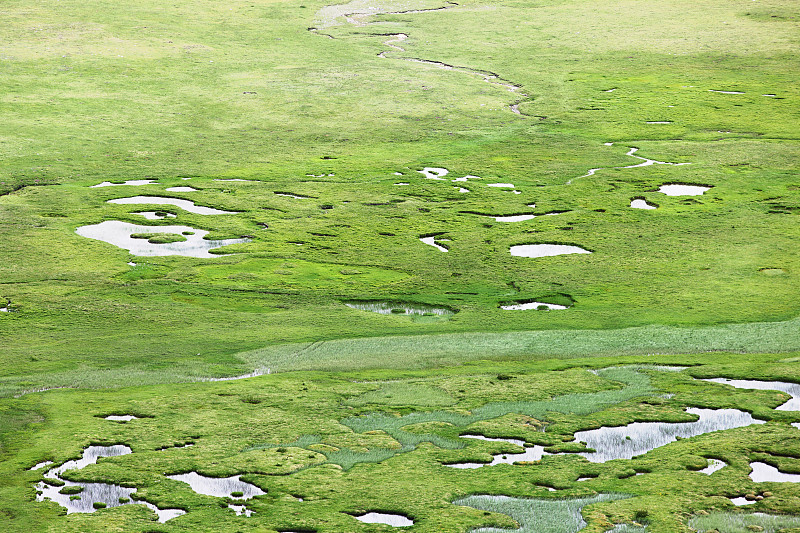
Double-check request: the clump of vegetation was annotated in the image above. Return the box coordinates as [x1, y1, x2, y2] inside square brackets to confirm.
[129, 233, 187, 244]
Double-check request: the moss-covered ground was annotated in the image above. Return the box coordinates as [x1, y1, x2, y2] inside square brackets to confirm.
[1, 0, 798, 530]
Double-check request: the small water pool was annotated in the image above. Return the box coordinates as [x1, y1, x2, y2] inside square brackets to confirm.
[750, 461, 800, 483]
[353, 512, 413, 527]
[703, 378, 800, 410]
[510, 244, 591, 258]
[167, 472, 266, 499]
[630, 199, 657, 210]
[108, 196, 237, 215]
[571, 408, 764, 463]
[658, 184, 710, 196]
[91, 180, 155, 188]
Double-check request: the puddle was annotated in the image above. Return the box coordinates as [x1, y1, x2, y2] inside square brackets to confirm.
[510, 244, 591, 258]
[167, 472, 266, 499]
[452, 175, 481, 182]
[91, 180, 155, 188]
[731, 497, 756, 506]
[30, 461, 53, 471]
[164, 186, 197, 192]
[108, 196, 237, 215]
[395, 182, 410, 186]
[763, 94, 776, 97]
[703, 378, 800, 410]
[35, 445, 185, 522]
[793, 423, 800, 430]
[646, 121, 672, 124]
[228, 504, 254, 516]
[446, 444, 548, 469]
[457, 187, 469, 193]
[353, 512, 413, 527]
[104, 415, 138, 422]
[134, 211, 177, 220]
[630, 199, 657, 210]
[420, 236, 449, 252]
[77, 221, 250, 258]
[453, 493, 632, 533]
[494, 214, 537, 222]
[709, 90, 744, 94]
[500, 301, 570, 311]
[344, 301, 454, 317]
[570, 408, 764, 463]
[46, 445, 132, 477]
[446, 434, 550, 469]
[214, 179, 259, 182]
[418, 167, 448, 180]
[274, 192, 310, 199]
[750, 461, 800, 483]
[698, 459, 726, 475]
[488, 183, 515, 188]
[658, 184, 710, 196]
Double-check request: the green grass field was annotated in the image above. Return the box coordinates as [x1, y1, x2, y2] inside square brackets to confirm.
[1, 0, 798, 530]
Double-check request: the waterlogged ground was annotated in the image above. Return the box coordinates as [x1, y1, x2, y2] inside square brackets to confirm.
[6, 355, 800, 532]
[1, 0, 799, 531]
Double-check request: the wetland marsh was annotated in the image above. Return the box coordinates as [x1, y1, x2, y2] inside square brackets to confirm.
[1, 0, 799, 531]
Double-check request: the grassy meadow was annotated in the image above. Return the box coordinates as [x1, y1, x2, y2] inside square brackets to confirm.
[0, 0, 799, 530]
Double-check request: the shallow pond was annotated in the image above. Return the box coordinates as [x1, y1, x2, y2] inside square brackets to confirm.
[36, 445, 185, 522]
[571, 408, 764, 462]
[91, 180, 155, 188]
[709, 89, 744, 94]
[274, 192, 310, 199]
[500, 301, 570, 311]
[630, 199, 657, 210]
[104, 415, 138, 422]
[76, 221, 250, 258]
[510, 244, 591, 258]
[750, 461, 800, 483]
[658, 184, 710, 196]
[698, 459, 726, 475]
[164, 186, 197, 192]
[420, 236, 449, 252]
[353, 512, 413, 527]
[731, 497, 756, 506]
[703, 378, 800, 410]
[167, 472, 266, 499]
[108, 196, 237, 215]
[418, 167, 448, 180]
[344, 301, 454, 317]
[30, 461, 54, 471]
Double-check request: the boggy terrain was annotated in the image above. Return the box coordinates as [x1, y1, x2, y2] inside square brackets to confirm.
[6, 355, 800, 531]
[0, 0, 799, 531]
